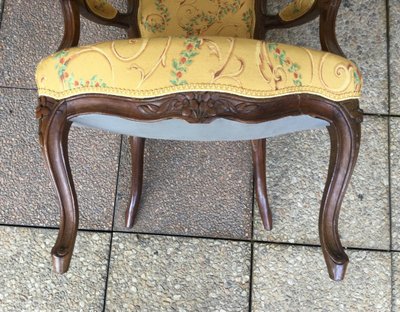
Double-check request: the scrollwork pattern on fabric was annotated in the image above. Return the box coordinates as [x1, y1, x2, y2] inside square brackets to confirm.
[36, 37, 363, 101]
[319, 53, 362, 93]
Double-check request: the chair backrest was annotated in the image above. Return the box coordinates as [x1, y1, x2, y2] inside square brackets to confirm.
[70, 0, 342, 57]
[137, 0, 257, 39]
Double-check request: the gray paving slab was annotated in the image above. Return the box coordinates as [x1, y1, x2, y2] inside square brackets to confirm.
[0, 226, 110, 311]
[0, 0, 126, 89]
[106, 234, 251, 311]
[0, 87, 120, 230]
[390, 118, 400, 250]
[394, 253, 400, 311]
[113, 137, 253, 239]
[254, 116, 390, 250]
[252, 244, 392, 311]
[390, 0, 400, 114]
[266, 0, 388, 114]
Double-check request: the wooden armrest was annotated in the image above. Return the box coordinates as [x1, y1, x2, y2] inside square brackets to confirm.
[58, 0, 138, 51]
[59, 0, 80, 51]
[264, 0, 319, 30]
[318, 0, 345, 57]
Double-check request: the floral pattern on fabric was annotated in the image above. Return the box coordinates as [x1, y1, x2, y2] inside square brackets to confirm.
[142, 0, 171, 33]
[268, 43, 302, 86]
[53, 50, 108, 90]
[36, 37, 362, 101]
[171, 37, 203, 86]
[85, 0, 118, 19]
[279, 0, 316, 22]
[139, 0, 256, 38]
[242, 9, 254, 35]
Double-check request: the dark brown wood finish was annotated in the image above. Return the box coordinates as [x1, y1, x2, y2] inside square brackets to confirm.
[59, 0, 80, 50]
[251, 139, 272, 231]
[318, 0, 345, 56]
[126, 136, 145, 228]
[36, 97, 78, 273]
[37, 0, 361, 280]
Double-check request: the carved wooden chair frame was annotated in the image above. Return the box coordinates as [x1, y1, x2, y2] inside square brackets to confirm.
[36, 0, 362, 280]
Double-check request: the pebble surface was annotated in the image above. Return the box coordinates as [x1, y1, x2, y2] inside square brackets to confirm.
[106, 234, 251, 311]
[394, 253, 400, 310]
[114, 137, 253, 239]
[391, 118, 400, 251]
[0, 88, 120, 230]
[0, 227, 110, 311]
[252, 244, 392, 311]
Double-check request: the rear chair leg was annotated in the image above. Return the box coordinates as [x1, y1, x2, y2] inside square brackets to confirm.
[38, 98, 78, 274]
[251, 139, 273, 230]
[125, 137, 145, 228]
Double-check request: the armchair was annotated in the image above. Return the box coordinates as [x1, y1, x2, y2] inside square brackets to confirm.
[35, 0, 363, 280]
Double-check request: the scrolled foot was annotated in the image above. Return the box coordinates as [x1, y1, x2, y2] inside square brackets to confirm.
[314, 100, 361, 281]
[325, 254, 349, 281]
[125, 202, 139, 229]
[51, 246, 74, 274]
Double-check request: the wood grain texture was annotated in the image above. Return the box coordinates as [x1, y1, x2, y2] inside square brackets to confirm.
[252, 139, 272, 231]
[126, 137, 145, 229]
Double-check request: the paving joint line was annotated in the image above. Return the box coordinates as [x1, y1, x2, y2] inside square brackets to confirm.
[0, 85, 37, 92]
[384, 0, 396, 308]
[1, 222, 398, 254]
[102, 135, 123, 312]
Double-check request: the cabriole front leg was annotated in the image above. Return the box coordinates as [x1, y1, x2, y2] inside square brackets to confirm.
[317, 102, 362, 281]
[37, 98, 78, 274]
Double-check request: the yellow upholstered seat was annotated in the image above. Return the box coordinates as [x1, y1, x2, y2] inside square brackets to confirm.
[36, 36, 362, 101]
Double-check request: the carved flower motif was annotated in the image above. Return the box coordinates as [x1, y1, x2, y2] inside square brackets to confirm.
[182, 99, 217, 120]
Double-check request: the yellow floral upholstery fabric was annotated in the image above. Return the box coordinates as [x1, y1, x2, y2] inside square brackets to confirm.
[279, 0, 316, 22]
[85, 0, 117, 20]
[138, 0, 255, 38]
[36, 36, 362, 101]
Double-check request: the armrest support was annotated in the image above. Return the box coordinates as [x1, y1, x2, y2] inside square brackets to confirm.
[265, 0, 319, 30]
[58, 0, 139, 51]
[318, 0, 344, 57]
[59, 0, 80, 51]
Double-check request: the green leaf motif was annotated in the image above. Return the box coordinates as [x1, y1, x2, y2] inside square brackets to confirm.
[267, 43, 303, 87]
[170, 37, 202, 86]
